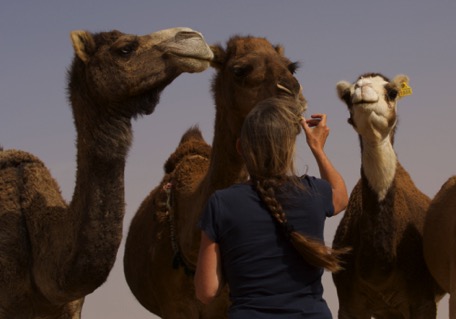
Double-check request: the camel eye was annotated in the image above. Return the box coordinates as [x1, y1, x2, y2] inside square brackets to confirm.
[232, 65, 252, 78]
[120, 45, 134, 55]
[342, 91, 352, 106]
[386, 88, 398, 101]
[115, 43, 138, 57]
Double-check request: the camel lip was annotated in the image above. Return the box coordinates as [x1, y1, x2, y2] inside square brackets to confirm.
[352, 100, 376, 107]
[169, 51, 214, 62]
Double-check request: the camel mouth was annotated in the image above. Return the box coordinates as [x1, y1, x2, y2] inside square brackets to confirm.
[353, 100, 373, 106]
[350, 101, 389, 121]
[352, 98, 379, 107]
[170, 52, 213, 62]
[166, 52, 213, 73]
[276, 83, 307, 113]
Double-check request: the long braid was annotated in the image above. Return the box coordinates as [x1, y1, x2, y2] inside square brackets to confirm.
[240, 97, 349, 272]
[254, 177, 291, 233]
[254, 177, 349, 273]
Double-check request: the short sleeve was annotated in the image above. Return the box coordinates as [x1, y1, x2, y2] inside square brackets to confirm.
[198, 193, 220, 242]
[304, 175, 334, 217]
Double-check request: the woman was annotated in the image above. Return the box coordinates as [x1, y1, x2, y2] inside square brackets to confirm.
[195, 97, 349, 318]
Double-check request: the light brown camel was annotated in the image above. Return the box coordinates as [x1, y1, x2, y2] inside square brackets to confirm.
[424, 176, 456, 318]
[123, 35, 307, 318]
[332, 73, 444, 318]
[0, 27, 212, 319]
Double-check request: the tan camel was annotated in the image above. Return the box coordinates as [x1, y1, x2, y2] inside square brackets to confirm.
[332, 73, 444, 318]
[424, 176, 456, 318]
[123, 35, 307, 318]
[0, 27, 212, 319]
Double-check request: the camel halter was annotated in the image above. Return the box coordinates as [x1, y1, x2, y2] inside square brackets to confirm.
[162, 182, 195, 276]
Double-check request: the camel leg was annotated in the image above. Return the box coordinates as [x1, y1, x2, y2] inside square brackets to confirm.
[337, 309, 371, 319]
[336, 288, 372, 319]
[374, 313, 404, 319]
[450, 247, 455, 319]
[60, 297, 84, 319]
[450, 293, 456, 319]
[334, 272, 372, 319]
[409, 301, 437, 319]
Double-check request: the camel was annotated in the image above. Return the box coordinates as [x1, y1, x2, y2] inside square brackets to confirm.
[332, 73, 444, 318]
[0, 27, 213, 319]
[123, 35, 307, 318]
[424, 176, 456, 318]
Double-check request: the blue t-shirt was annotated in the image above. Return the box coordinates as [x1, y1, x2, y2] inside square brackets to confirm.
[199, 175, 334, 319]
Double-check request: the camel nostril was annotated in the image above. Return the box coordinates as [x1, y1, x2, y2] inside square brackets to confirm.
[175, 31, 201, 41]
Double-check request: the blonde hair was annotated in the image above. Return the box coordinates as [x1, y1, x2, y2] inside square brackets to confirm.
[240, 97, 301, 181]
[240, 97, 348, 272]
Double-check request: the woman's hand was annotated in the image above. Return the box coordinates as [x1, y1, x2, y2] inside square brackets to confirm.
[300, 113, 329, 156]
[300, 113, 348, 215]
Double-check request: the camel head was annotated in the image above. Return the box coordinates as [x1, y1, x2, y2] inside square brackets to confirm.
[336, 73, 411, 144]
[68, 27, 213, 118]
[210, 35, 307, 139]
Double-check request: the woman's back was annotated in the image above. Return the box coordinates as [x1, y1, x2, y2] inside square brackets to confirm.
[195, 97, 348, 318]
[200, 176, 334, 318]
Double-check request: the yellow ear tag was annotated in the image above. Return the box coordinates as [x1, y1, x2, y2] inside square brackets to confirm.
[399, 81, 413, 97]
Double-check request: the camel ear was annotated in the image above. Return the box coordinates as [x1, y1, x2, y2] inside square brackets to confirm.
[392, 74, 409, 86]
[336, 81, 351, 100]
[392, 74, 412, 99]
[210, 44, 225, 70]
[274, 44, 285, 56]
[70, 30, 96, 64]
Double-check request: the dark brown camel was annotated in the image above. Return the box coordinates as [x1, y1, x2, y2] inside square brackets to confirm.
[0, 27, 212, 319]
[123, 35, 307, 318]
[332, 73, 444, 318]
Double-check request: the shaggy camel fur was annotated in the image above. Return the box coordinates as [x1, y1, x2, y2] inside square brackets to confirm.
[332, 73, 443, 318]
[424, 176, 456, 318]
[123, 35, 307, 318]
[0, 27, 212, 319]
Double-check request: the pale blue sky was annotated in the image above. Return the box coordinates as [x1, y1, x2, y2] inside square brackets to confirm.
[1, 1, 455, 318]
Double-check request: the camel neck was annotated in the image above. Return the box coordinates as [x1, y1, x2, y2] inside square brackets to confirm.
[70, 109, 130, 223]
[71, 151, 126, 212]
[204, 116, 248, 192]
[63, 111, 130, 293]
[361, 136, 397, 201]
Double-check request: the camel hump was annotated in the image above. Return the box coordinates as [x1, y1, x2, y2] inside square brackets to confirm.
[442, 175, 456, 189]
[0, 149, 44, 170]
[164, 126, 211, 174]
[178, 126, 205, 145]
